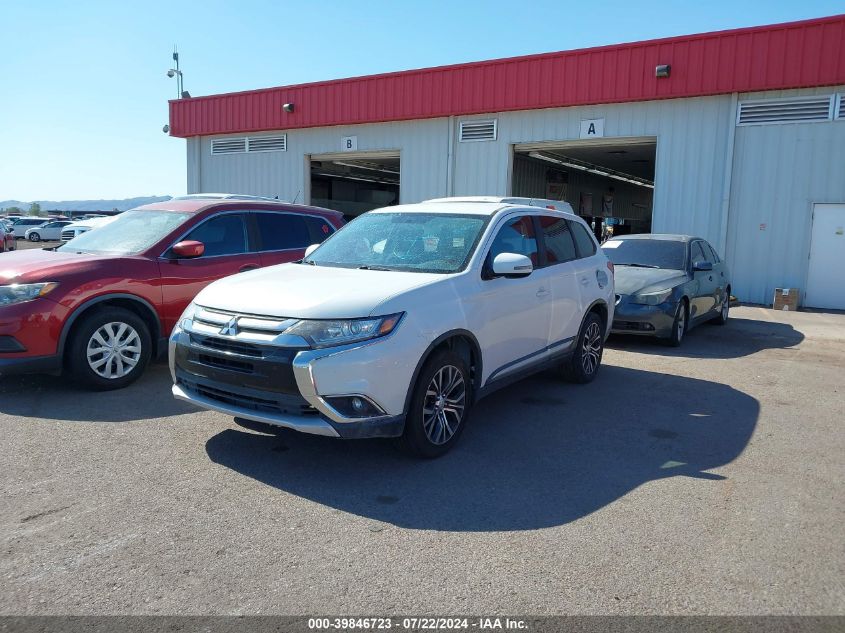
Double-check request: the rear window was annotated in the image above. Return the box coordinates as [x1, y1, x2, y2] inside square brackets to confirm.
[254, 213, 311, 251]
[570, 221, 597, 258]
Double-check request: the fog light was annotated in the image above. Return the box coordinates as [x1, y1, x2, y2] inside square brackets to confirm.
[324, 395, 386, 419]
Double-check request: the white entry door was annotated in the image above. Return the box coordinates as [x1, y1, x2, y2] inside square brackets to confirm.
[806, 204, 845, 310]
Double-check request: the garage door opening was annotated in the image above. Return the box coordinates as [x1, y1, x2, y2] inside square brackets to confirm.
[310, 153, 400, 219]
[512, 139, 656, 240]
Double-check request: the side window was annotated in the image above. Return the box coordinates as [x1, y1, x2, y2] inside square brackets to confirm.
[703, 241, 720, 263]
[569, 220, 598, 259]
[304, 216, 336, 244]
[690, 241, 708, 265]
[254, 213, 310, 251]
[487, 216, 538, 265]
[183, 213, 248, 257]
[538, 216, 577, 265]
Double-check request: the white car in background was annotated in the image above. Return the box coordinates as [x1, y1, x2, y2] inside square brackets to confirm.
[60, 215, 119, 242]
[24, 220, 72, 242]
[170, 196, 615, 457]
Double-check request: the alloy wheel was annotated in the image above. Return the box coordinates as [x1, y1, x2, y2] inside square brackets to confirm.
[677, 306, 686, 341]
[722, 294, 730, 320]
[422, 365, 466, 445]
[86, 322, 142, 379]
[581, 322, 602, 375]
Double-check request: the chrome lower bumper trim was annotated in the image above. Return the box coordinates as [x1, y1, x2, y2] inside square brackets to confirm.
[172, 384, 340, 438]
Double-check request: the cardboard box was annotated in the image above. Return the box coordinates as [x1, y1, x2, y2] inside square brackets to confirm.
[773, 287, 800, 311]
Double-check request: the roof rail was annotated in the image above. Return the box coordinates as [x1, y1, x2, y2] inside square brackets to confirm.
[424, 196, 574, 212]
[172, 193, 281, 202]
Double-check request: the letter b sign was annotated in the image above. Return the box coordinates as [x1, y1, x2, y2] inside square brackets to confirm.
[341, 136, 358, 151]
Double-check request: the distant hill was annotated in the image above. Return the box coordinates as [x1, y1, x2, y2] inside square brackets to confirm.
[0, 196, 172, 213]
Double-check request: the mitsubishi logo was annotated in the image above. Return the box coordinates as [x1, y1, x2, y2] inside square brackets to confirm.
[219, 317, 239, 336]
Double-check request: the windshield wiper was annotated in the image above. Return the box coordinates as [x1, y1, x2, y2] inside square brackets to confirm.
[298, 259, 315, 265]
[357, 265, 393, 271]
[616, 263, 660, 269]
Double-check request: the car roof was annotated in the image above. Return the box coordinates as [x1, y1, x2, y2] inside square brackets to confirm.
[132, 198, 344, 218]
[609, 233, 703, 243]
[371, 196, 579, 219]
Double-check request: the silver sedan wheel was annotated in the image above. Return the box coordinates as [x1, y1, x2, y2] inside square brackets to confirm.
[581, 322, 602, 375]
[422, 365, 466, 445]
[86, 322, 142, 379]
[721, 293, 730, 320]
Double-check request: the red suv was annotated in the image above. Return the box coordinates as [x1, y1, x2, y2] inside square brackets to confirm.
[0, 196, 344, 389]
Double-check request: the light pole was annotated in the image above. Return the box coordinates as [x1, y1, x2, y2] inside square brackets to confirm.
[167, 46, 185, 98]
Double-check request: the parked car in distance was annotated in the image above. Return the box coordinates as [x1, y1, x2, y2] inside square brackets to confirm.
[61, 215, 119, 242]
[0, 223, 15, 253]
[24, 220, 72, 242]
[602, 234, 731, 346]
[0, 196, 344, 389]
[8, 217, 52, 238]
[170, 196, 615, 457]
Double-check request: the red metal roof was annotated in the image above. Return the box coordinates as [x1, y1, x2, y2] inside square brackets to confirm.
[169, 15, 845, 138]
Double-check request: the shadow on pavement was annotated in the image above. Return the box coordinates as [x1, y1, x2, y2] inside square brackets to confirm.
[0, 362, 195, 422]
[609, 317, 804, 359]
[205, 365, 759, 532]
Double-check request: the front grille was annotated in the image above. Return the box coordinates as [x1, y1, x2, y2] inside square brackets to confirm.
[177, 375, 317, 417]
[197, 353, 253, 374]
[189, 333, 263, 358]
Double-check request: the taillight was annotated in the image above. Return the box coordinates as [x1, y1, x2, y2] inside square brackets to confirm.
[607, 260, 614, 275]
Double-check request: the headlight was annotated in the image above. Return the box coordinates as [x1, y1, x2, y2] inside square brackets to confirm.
[630, 288, 673, 305]
[0, 282, 59, 306]
[177, 302, 197, 330]
[285, 313, 403, 348]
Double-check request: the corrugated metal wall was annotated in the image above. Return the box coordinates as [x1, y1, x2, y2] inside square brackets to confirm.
[726, 85, 845, 305]
[453, 95, 735, 248]
[189, 119, 450, 205]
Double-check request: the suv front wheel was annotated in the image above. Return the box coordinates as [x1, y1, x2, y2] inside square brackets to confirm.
[399, 349, 471, 458]
[67, 307, 152, 390]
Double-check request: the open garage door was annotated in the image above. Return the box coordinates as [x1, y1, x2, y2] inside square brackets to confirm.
[310, 151, 399, 219]
[512, 138, 656, 240]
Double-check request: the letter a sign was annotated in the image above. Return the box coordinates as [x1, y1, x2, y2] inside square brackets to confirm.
[579, 118, 605, 139]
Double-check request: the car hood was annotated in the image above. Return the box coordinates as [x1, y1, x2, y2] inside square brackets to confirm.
[0, 248, 108, 284]
[194, 263, 446, 319]
[614, 266, 688, 296]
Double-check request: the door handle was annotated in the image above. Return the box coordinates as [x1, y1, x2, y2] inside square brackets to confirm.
[239, 264, 259, 273]
[536, 287, 550, 298]
[580, 277, 590, 286]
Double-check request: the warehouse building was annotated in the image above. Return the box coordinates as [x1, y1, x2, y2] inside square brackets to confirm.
[168, 15, 845, 309]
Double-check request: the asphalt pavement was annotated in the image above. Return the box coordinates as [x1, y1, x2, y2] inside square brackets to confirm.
[1, 307, 843, 615]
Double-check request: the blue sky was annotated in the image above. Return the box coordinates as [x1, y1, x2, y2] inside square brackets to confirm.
[1, 0, 842, 202]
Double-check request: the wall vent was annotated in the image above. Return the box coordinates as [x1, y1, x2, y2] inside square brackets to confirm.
[211, 137, 247, 154]
[247, 135, 287, 152]
[836, 94, 844, 120]
[737, 96, 833, 125]
[459, 119, 497, 142]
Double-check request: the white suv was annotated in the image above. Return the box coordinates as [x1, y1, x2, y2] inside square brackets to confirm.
[170, 197, 615, 456]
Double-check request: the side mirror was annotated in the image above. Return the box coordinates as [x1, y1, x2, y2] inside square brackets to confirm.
[304, 243, 320, 258]
[492, 252, 533, 278]
[693, 260, 713, 272]
[172, 240, 205, 258]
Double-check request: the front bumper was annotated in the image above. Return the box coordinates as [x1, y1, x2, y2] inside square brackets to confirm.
[0, 297, 66, 374]
[169, 319, 408, 439]
[611, 298, 677, 338]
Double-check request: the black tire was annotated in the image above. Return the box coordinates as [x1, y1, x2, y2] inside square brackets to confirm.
[398, 349, 471, 458]
[665, 299, 687, 347]
[28, 232, 40, 242]
[711, 289, 730, 325]
[66, 307, 152, 391]
[562, 312, 605, 384]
